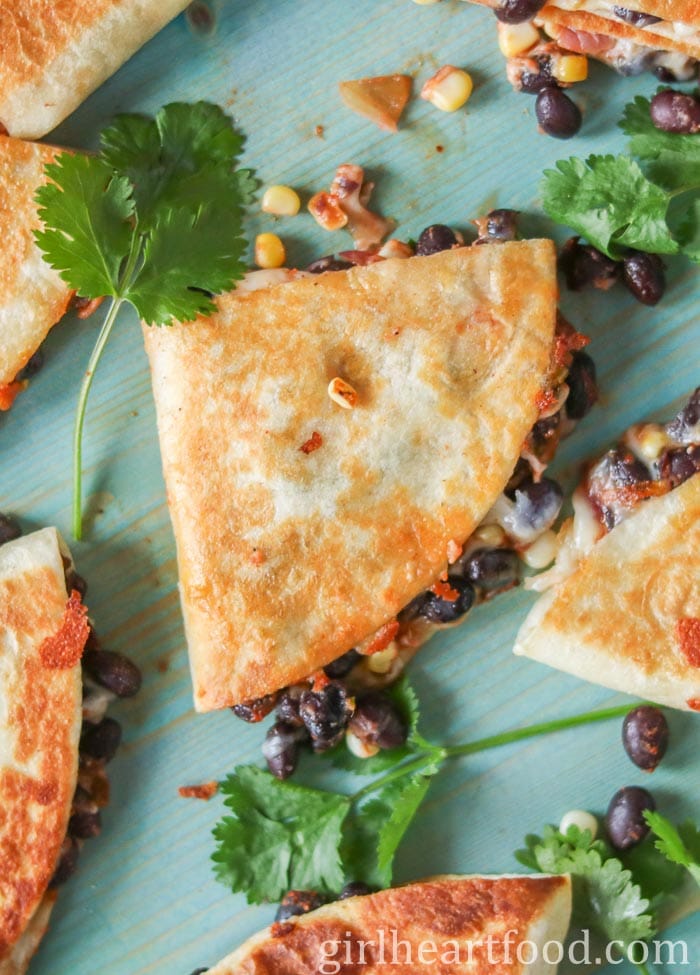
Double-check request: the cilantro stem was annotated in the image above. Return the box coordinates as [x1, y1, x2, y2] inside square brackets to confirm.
[72, 296, 124, 539]
[350, 702, 634, 804]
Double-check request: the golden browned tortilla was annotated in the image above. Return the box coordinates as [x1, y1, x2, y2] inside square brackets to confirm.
[515, 475, 700, 711]
[0, 136, 72, 392]
[0, 529, 82, 974]
[208, 874, 572, 975]
[537, 4, 700, 59]
[144, 241, 558, 710]
[0, 0, 191, 139]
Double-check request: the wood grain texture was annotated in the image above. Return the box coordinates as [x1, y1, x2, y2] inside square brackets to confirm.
[0, 1, 697, 973]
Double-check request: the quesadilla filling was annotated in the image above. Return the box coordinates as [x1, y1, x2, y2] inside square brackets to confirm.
[231, 211, 598, 778]
[0, 519, 142, 892]
[528, 388, 700, 592]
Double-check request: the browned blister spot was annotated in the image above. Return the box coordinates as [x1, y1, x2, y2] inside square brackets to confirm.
[39, 590, 89, 669]
[677, 618, 700, 668]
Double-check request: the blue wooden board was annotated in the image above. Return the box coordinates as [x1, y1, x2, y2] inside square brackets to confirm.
[1, 1, 699, 972]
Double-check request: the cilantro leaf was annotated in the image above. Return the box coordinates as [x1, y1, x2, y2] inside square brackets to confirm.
[100, 101, 246, 229]
[645, 811, 700, 887]
[376, 770, 436, 879]
[621, 836, 688, 914]
[127, 199, 247, 324]
[213, 766, 349, 902]
[34, 154, 134, 297]
[517, 824, 655, 953]
[541, 155, 679, 259]
[676, 198, 700, 263]
[620, 93, 700, 191]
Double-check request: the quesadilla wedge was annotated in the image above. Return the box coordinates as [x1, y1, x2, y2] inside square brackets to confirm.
[144, 239, 561, 712]
[515, 390, 700, 710]
[0, 0, 191, 140]
[0, 524, 141, 973]
[205, 874, 573, 975]
[0, 135, 73, 411]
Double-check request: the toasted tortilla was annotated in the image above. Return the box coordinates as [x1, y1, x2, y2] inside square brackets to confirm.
[0, 0, 191, 140]
[0, 528, 81, 973]
[0, 135, 73, 393]
[514, 474, 700, 711]
[536, 4, 700, 60]
[208, 874, 572, 975]
[144, 240, 558, 710]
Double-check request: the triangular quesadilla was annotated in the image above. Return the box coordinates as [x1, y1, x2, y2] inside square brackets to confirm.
[0, 528, 83, 973]
[205, 874, 572, 975]
[144, 240, 558, 710]
[0, 135, 72, 409]
[0, 0, 191, 140]
[515, 473, 700, 711]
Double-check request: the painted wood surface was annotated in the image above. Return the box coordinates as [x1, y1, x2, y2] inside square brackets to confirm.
[0, 1, 698, 973]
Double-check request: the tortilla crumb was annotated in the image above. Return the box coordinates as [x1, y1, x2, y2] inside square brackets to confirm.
[39, 590, 90, 669]
[300, 431, 323, 454]
[178, 781, 219, 800]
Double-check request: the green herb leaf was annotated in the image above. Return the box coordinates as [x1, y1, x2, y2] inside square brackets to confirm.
[34, 154, 134, 297]
[645, 811, 700, 887]
[517, 824, 655, 953]
[541, 155, 679, 259]
[212, 766, 349, 902]
[620, 93, 700, 191]
[375, 770, 437, 879]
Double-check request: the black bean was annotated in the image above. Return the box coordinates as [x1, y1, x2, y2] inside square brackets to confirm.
[510, 477, 563, 536]
[666, 388, 700, 444]
[484, 209, 518, 242]
[69, 809, 102, 840]
[418, 576, 475, 624]
[650, 89, 700, 134]
[612, 5, 661, 26]
[464, 547, 520, 592]
[80, 717, 123, 763]
[559, 237, 620, 292]
[605, 786, 655, 850]
[587, 448, 652, 529]
[275, 890, 325, 922]
[262, 721, 306, 780]
[622, 252, 666, 306]
[528, 413, 561, 464]
[275, 686, 306, 727]
[299, 682, 354, 751]
[82, 648, 142, 698]
[186, 0, 216, 35]
[65, 568, 88, 597]
[49, 837, 80, 888]
[306, 255, 354, 274]
[517, 55, 555, 94]
[231, 692, 278, 723]
[17, 349, 45, 380]
[535, 86, 582, 139]
[324, 648, 362, 679]
[349, 692, 407, 750]
[338, 882, 373, 900]
[188, 969, 210, 975]
[660, 445, 700, 487]
[415, 224, 457, 256]
[565, 351, 598, 421]
[622, 706, 670, 772]
[495, 0, 546, 23]
[0, 513, 21, 545]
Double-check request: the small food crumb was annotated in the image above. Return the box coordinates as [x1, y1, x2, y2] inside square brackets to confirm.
[327, 376, 358, 409]
[178, 781, 219, 800]
[315, 125, 325, 138]
[339, 74, 412, 131]
[299, 431, 323, 454]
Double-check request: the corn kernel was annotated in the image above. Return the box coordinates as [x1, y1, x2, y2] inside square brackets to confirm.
[261, 184, 301, 216]
[421, 66, 473, 112]
[254, 232, 286, 269]
[552, 54, 588, 83]
[497, 21, 540, 57]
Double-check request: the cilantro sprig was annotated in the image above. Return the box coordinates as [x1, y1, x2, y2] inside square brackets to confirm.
[34, 102, 256, 538]
[541, 92, 700, 264]
[212, 682, 634, 904]
[518, 811, 700, 974]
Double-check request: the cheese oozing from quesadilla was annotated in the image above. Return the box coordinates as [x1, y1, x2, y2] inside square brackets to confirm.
[0, 0, 191, 140]
[515, 391, 700, 711]
[205, 874, 573, 975]
[0, 526, 140, 974]
[145, 239, 560, 711]
[0, 136, 73, 409]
